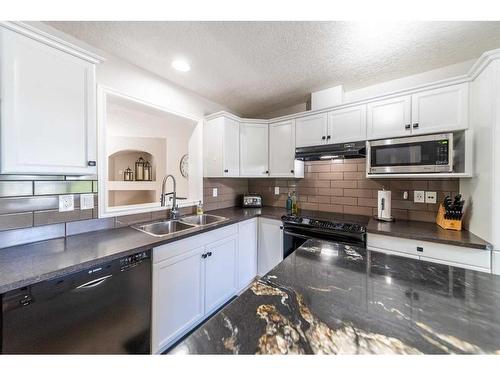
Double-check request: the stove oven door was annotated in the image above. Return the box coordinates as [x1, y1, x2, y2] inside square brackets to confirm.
[283, 229, 310, 259]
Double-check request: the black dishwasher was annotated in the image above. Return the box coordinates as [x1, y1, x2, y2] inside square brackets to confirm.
[1, 250, 151, 354]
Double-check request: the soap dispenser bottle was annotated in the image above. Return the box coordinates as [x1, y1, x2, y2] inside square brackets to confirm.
[286, 192, 292, 212]
[196, 201, 204, 215]
[291, 191, 298, 215]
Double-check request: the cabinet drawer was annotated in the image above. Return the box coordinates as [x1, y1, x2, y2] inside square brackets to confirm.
[418, 242, 490, 271]
[367, 233, 420, 257]
[153, 224, 237, 264]
[368, 233, 491, 271]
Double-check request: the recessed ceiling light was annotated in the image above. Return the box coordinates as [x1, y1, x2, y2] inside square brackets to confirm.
[171, 59, 190, 72]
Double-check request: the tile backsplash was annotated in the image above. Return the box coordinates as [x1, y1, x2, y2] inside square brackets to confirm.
[0, 164, 459, 249]
[0, 174, 194, 249]
[203, 178, 249, 211]
[248, 159, 459, 222]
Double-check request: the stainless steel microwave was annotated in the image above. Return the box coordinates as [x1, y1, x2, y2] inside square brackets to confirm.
[367, 133, 453, 174]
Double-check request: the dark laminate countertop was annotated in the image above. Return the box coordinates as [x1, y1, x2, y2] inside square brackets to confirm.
[170, 239, 500, 354]
[367, 218, 492, 250]
[0, 207, 284, 294]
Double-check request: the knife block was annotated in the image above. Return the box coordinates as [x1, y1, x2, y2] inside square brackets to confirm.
[436, 204, 462, 231]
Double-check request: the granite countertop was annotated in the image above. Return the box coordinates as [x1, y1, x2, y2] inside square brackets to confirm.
[0, 205, 492, 294]
[0, 207, 285, 294]
[170, 239, 500, 354]
[366, 218, 492, 250]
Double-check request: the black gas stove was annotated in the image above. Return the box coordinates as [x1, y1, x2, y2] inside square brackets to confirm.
[281, 214, 367, 259]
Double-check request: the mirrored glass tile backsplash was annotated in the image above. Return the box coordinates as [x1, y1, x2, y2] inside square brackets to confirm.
[0, 175, 99, 249]
[0, 174, 197, 250]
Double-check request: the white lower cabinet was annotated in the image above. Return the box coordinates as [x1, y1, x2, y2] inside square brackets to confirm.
[152, 246, 205, 353]
[258, 218, 284, 276]
[152, 224, 238, 353]
[153, 218, 286, 352]
[367, 233, 491, 273]
[204, 235, 238, 314]
[237, 219, 258, 290]
[492, 251, 500, 275]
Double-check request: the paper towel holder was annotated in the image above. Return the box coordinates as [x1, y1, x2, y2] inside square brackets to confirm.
[375, 190, 395, 222]
[374, 215, 395, 222]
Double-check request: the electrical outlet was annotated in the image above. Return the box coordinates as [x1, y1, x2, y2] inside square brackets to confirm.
[212, 188, 218, 197]
[414, 190, 425, 203]
[274, 186, 280, 195]
[59, 195, 75, 212]
[425, 191, 437, 204]
[80, 193, 95, 210]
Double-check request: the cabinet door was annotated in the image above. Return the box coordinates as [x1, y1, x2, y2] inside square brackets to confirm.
[240, 123, 269, 177]
[223, 117, 240, 176]
[238, 219, 258, 290]
[411, 83, 469, 135]
[258, 218, 284, 276]
[295, 113, 328, 147]
[204, 116, 239, 177]
[152, 247, 205, 353]
[327, 105, 367, 143]
[0, 28, 97, 175]
[366, 95, 411, 140]
[269, 120, 295, 177]
[203, 117, 224, 177]
[205, 235, 238, 314]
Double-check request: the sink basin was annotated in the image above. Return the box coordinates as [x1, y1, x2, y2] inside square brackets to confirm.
[133, 220, 197, 237]
[180, 214, 228, 226]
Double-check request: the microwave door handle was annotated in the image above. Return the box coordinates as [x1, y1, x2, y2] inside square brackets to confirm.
[74, 275, 113, 290]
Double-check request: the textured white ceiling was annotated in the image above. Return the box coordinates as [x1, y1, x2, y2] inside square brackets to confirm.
[47, 21, 500, 117]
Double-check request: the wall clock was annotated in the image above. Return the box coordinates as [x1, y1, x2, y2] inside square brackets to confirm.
[180, 154, 189, 178]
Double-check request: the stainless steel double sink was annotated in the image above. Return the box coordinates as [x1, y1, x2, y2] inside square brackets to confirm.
[132, 214, 228, 237]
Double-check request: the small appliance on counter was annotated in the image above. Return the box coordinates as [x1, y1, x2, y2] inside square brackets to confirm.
[241, 194, 263, 208]
[436, 194, 464, 231]
[376, 190, 394, 222]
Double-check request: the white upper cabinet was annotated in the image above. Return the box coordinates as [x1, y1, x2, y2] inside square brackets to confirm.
[269, 120, 296, 177]
[204, 116, 240, 177]
[0, 24, 102, 175]
[411, 83, 469, 135]
[366, 95, 412, 140]
[327, 105, 367, 143]
[295, 112, 328, 147]
[367, 84, 469, 140]
[240, 122, 269, 177]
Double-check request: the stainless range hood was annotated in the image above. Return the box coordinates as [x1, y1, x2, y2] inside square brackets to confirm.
[295, 141, 366, 161]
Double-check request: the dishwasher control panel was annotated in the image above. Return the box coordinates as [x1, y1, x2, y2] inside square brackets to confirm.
[120, 250, 150, 271]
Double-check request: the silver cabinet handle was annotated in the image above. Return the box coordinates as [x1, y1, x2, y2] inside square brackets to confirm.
[75, 275, 112, 290]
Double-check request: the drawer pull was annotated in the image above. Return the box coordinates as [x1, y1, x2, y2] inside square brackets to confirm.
[417, 246, 423, 252]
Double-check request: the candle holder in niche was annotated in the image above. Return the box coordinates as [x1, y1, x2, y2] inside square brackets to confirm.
[124, 167, 133, 181]
[135, 156, 145, 181]
[143, 161, 152, 181]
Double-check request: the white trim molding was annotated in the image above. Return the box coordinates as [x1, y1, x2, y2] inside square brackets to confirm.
[0, 21, 105, 64]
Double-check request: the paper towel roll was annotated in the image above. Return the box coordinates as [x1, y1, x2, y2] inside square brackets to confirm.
[378, 190, 392, 220]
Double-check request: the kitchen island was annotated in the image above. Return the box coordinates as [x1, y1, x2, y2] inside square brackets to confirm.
[169, 239, 500, 354]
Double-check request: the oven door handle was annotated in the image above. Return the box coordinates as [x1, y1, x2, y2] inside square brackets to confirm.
[283, 231, 311, 240]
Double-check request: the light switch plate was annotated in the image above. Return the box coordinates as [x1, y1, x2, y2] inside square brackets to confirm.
[414, 191, 425, 203]
[212, 188, 218, 197]
[59, 195, 75, 212]
[274, 186, 280, 195]
[80, 193, 95, 210]
[425, 191, 437, 204]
